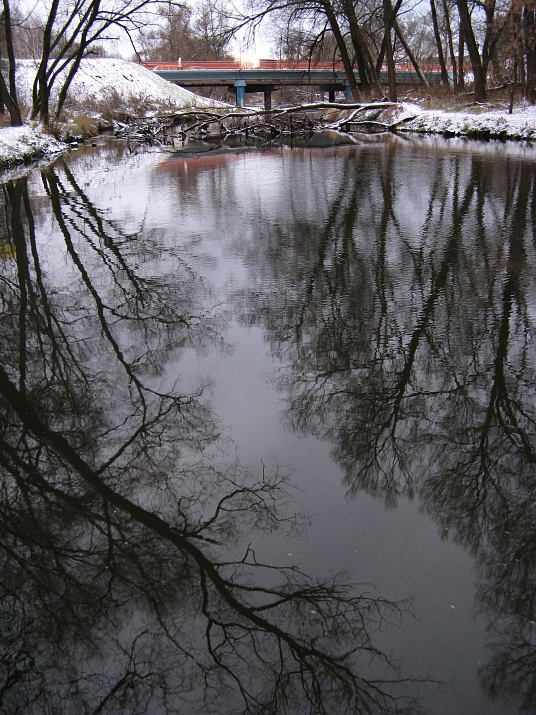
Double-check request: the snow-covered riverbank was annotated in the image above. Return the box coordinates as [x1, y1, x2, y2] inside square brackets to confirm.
[0, 58, 228, 171]
[1, 57, 536, 172]
[0, 125, 68, 171]
[400, 101, 536, 141]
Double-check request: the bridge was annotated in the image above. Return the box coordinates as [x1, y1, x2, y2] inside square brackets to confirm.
[142, 60, 441, 110]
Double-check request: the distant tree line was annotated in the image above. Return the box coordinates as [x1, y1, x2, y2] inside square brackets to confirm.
[1, 0, 536, 127]
[237, 0, 536, 102]
[138, 0, 233, 62]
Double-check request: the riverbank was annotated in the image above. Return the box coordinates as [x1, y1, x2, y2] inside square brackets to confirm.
[2, 100, 535, 171]
[1, 57, 536, 171]
[0, 125, 68, 172]
[400, 101, 536, 140]
[0, 58, 229, 172]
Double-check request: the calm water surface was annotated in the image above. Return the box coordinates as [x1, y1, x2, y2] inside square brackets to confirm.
[1, 134, 535, 714]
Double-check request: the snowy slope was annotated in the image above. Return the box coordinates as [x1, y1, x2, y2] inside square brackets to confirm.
[15, 57, 227, 115]
[0, 125, 66, 172]
[1, 58, 228, 171]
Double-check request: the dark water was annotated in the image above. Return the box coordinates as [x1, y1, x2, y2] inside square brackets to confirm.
[1, 133, 535, 714]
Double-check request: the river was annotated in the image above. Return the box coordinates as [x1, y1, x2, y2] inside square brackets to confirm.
[0, 132, 535, 714]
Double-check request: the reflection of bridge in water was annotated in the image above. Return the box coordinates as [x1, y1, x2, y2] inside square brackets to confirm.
[142, 60, 443, 110]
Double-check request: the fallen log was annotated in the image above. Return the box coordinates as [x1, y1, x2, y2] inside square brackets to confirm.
[112, 101, 409, 145]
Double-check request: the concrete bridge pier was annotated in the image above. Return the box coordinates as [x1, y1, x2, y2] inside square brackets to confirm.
[329, 81, 352, 102]
[234, 79, 273, 111]
[234, 79, 247, 107]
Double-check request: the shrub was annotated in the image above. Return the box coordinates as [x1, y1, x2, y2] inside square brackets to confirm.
[51, 113, 100, 141]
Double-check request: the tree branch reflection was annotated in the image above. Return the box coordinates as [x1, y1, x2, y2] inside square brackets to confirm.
[0, 164, 430, 713]
[231, 142, 536, 710]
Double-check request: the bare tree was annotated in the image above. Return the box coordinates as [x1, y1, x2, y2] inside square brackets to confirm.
[500, 0, 536, 101]
[430, 0, 451, 83]
[0, 0, 186, 126]
[194, 0, 234, 58]
[453, 0, 509, 100]
[0, 0, 22, 125]
[140, 0, 233, 62]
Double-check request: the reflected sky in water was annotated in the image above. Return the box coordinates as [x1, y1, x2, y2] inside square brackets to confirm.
[0, 134, 535, 714]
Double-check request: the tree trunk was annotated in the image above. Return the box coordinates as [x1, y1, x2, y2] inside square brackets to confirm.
[524, 4, 536, 102]
[0, 69, 22, 125]
[56, 0, 101, 121]
[456, 0, 486, 100]
[481, 0, 497, 73]
[341, 0, 381, 92]
[322, 0, 361, 100]
[442, 0, 458, 92]
[509, 58, 517, 112]
[56, 55, 83, 119]
[430, 0, 450, 85]
[341, 0, 369, 89]
[360, 34, 383, 92]
[3, 0, 18, 104]
[393, 17, 429, 85]
[352, 38, 372, 92]
[383, 0, 397, 100]
[458, 26, 465, 89]
[31, 0, 60, 124]
[376, 0, 403, 72]
[520, 28, 527, 91]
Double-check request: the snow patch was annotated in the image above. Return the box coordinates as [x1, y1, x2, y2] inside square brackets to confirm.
[1, 58, 230, 172]
[0, 125, 67, 172]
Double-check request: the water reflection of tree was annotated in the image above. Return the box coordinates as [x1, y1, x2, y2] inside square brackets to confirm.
[0, 166, 430, 713]
[232, 143, 536, 711]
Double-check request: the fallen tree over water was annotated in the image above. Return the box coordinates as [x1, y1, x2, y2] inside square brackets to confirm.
[112, 101, 418, 147]
[111, 97, 536, 146]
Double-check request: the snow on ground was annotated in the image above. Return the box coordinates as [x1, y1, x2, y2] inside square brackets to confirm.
[399, 101, 536, 141]
[1, 58, 229, 171]
[0, 125, 68, 172]
[15, 58, 227, 117]
[1, 57, 536, 172]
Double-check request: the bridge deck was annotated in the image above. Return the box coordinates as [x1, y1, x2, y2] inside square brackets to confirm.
[141, 61, 443, 108]
[148, 68, 350, 87]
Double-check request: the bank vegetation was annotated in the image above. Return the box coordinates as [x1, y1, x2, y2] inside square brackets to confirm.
[2, 0, 536, 127]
